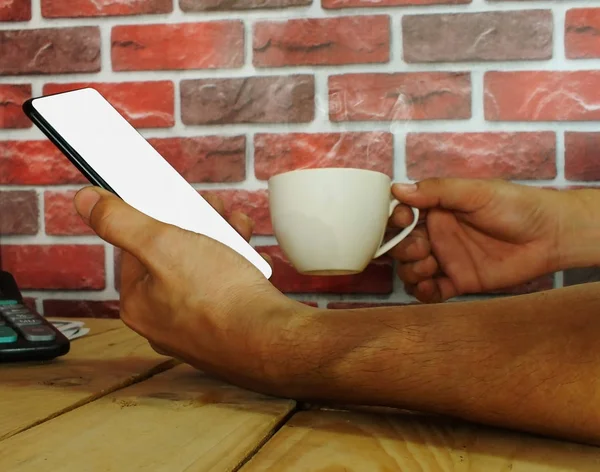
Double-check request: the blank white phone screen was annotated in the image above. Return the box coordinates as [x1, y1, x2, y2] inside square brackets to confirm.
[31, 88, 272, 278]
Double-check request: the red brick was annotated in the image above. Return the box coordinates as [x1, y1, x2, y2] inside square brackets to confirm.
[0, 140, 86, 185]
[43, 82, 175, 128]
[0, 84, 31, 128]
[111, 22, 244, 71]
[253, 16, 389, 67]
[45, 191, 92, 236]
[256, 246, 393, 294]
[323, 0, 468, 8]
[254, 132, 393, 180]
[0, 27, 100, 75]
[301, 301, 318, 307]
[566, 8, 600, 59]
[406, 132, 556, 180]
[403, 11, 552, 63]
[43, 299, 120, 318]
[148, 136, 246, 183]
[200, 189, 271, 235]
[181, 0, 311, 10]
[485, 71, 600, 121]
[0, 0, 31, 21]
[327, 302, 415, 308]
[181, 75, 314, 124]
[565, 132, 600, 181]
[329, 72, 471, 122]
[0, 245, 105, 290]
[0, 191, 38, 235]
[42, 0, 172, 18]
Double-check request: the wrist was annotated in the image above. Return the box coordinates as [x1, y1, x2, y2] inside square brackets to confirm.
[267, 306, 416, 405]
[255, 296, 323, 394]
[556, 189, 600, 270]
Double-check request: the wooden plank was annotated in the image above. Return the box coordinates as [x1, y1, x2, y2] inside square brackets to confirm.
[0, 320, 175, 440]
[0, 364, 296, 472]
[241, 410, 600, 471]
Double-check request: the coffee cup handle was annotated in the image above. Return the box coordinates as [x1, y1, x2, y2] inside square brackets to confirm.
[373, 200, 419, 259]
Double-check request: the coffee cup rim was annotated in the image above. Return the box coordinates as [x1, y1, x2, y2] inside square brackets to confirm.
[267, 167, 391, 184]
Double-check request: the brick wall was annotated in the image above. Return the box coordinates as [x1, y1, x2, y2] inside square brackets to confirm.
[1, 0, 599, 318]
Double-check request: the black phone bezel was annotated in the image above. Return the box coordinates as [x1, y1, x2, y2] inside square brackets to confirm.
[22, 91, 119, 197]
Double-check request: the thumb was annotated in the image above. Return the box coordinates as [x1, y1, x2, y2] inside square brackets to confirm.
[74, 186, 169, 272]
[392, 178, 497, 212]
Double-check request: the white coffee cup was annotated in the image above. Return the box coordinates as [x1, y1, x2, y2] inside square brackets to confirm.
[268, 168, 419, 275]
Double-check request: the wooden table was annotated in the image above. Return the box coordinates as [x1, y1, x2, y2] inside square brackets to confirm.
[2, 319, 600, 471]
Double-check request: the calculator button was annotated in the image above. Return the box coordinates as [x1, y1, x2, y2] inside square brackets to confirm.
[4, 313, 36, 321]
[0, 299, 18, 306]
[18, 325, 56, 342]
[11, 318, 42, 327]
[1, 307, 27, 314]
[0, 326, 18, 344]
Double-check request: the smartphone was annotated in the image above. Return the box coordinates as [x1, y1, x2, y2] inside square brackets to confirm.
[22, 88, 272, 279]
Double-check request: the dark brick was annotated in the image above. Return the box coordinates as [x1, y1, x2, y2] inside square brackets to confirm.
[565, 132, 600, 181]
[0, 27, 101, 75]
[0, 191, 38, 235]
[181, 75, 314, 125]
[403, 11, 552, 62]
[180, 0, 311, 10]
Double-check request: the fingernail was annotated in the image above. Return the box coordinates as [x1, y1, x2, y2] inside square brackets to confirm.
[74, 187, 101, 223]
[393, 183, 418, 193]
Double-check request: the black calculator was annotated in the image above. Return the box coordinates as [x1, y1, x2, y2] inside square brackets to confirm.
[0, 271, 70, 362]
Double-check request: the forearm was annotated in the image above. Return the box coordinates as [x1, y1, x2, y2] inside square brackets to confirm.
[281, 283, 600, 444]
[558, 188, 600, 269]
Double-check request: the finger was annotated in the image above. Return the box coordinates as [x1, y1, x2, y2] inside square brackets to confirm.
[413, 277, 459, 303]
[396, 255, 439, 285]
[260, 252, 274, 270]
[74, 187, 175, 272]
[409, 279, 437, 303]
[403, 282, 416, 297]
[203, 193, 226, 217]
[228, 210, 254, 242]
[435, 277, 461, 302]
[390, 205, 422, 228]
[388, 227, 430, 262]
[392, 178, 500, 213]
